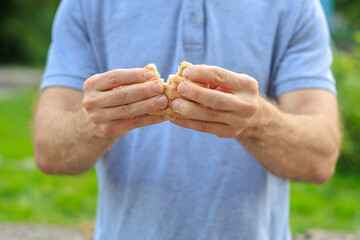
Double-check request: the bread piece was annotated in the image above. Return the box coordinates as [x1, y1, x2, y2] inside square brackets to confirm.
[113, 62, 204, 118]
[144, 63, 164, 83]
[149, 61, 205, 118]
[112, 63, 164, 90]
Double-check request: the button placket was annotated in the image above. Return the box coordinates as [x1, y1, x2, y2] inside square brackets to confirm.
[190, 12, 197, 24]
[183, 0, 204, 51]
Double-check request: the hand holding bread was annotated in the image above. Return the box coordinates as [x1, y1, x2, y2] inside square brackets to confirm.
[144, 61, 206, 118]
[82, 68, 168, 138]
[82, 61, 259, 139]
[169, 64, 259, 138]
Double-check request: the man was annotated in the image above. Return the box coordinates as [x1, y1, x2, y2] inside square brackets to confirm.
[34, 0, 340, 239]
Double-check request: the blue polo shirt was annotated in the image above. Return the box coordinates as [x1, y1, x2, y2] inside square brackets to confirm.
[41, 0, 336, 239]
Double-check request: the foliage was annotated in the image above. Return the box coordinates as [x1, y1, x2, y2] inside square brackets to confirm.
[332, 36, 360, 173]
[1, 0, 360, 65]
[336, 0, 360, 28]
[0, 0, 60, 66]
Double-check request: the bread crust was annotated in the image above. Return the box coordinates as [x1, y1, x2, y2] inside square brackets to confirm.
[112, 62, 204, 118]
[148, 61, 205, 118]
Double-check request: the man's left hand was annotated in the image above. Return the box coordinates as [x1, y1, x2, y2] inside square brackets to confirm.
[170, 65, 259, 138]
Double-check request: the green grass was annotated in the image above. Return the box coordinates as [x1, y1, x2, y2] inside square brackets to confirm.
[0, 88, 359, 233]
[0, 89, 36, 159]
[0, 89, 97, 226]
[290, 174, 360, 233]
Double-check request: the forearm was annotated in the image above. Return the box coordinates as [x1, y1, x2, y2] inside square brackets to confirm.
[237, 96, 340, 184]
[34, 107, 116, 175]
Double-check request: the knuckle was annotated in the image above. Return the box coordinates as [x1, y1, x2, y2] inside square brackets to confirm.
[215, 95, 230, 109]
[247, 79, 259, 93]
[83, 80, 91, 91]
[82, 97, 96, 110]
[198, 121, 211, 132]
[106, 71, 120, 86]
[84, 73, 102, 90]
[213, 68, 228, 85]
[239, 74, 258, 93]
[205, 108, 219, 121]
[113, 90, 127, 103]
[178, 103, 191, 118]
[117, 105, 132, 118]
[151, 115, 164, 123]
[190, 88, 201, 101]
[243, 102, 258, 116]
[130, 116, 143, 129]
[145, 100, 155, 113]
[139, 85, 149, 98]
[83, 77, 96, 91]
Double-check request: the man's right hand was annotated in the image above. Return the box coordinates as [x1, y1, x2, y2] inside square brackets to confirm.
[82, 68, 168, 139]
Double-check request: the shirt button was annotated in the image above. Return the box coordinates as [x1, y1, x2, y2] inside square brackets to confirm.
[190, 13, 197, 23]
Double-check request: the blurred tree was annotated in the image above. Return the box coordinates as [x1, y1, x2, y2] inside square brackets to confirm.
[336, 0, 360, 28]
[1, 0, 360, 65]
[333, 49, 360, 173]
[0, 0, 60, 66]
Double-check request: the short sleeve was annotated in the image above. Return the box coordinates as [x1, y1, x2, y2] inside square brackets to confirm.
[272, 0, 336, 98]
[40, 0, 98, 92]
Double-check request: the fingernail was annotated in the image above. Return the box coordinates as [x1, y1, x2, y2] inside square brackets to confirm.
[171, 99, 181, 112]
[182, 68, 191, 78]
[158, 95, 167, 106]
[145, 71, 153, 80]
[153, 82, 163, 93]
[178, 82, 188, 94]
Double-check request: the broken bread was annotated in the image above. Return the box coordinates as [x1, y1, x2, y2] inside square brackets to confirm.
[148, 61, 205, 118]
[112, 62, 205, 118]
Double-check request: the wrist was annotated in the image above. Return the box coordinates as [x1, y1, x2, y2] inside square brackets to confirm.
[77, 107, 117, 145]
[237, 96, 273, 141]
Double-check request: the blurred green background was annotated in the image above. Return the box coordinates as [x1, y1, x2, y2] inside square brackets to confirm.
[0, 0, 359, 234]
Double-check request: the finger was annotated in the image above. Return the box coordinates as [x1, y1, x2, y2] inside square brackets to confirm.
[96, 81, 164, 107]
[90, 95, 168, 122]
[182, 65, 258, 93]
[101, 115, 168, 136]
[171, 99, 250, 126]
[178, 81, 255, 114]
[170, 118, 241, 138]
[178, 81, 234, 110]
[209, 84, 230, 93]
[122, 115, 168, 130]
[84, 68, 154, 91]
